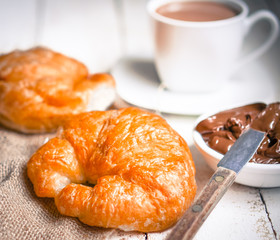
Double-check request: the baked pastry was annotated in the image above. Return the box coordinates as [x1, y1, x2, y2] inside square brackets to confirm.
[0, 47, 116, 133]
[27, 107, 197, 232]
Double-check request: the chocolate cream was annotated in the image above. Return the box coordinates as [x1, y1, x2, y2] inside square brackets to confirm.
[196, 102, 280, 164]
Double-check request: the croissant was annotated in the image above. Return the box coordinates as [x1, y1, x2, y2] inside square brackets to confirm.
[27, 107, 197, 232]
[0, 47, 115, 133]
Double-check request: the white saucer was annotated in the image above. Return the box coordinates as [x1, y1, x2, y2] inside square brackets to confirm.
[112, 57, 278, 115]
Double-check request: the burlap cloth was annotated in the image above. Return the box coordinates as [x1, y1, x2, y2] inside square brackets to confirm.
[0, 127, 145, 240]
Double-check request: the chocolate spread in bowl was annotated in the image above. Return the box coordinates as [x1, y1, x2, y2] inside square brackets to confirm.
[196, 102, 280, 164]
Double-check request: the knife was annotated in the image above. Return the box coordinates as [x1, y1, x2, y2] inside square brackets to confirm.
[166, 128, 265, 240]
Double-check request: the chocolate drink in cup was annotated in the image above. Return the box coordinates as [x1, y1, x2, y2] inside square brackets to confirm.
[147, 0, 279, 93]
[156, 1, 238, 22]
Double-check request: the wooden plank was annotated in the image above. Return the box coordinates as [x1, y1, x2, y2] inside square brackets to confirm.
[193, 184, 276, 240]
[148, 184, 277, 240]
[38, 0, 121, 72]
[121, 0, 153, 57]
[260, 188, 280, 240]
[0, 0, 37, 52]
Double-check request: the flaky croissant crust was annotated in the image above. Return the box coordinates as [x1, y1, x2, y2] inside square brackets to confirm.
[0, 47, 115, 133]
[27, 107, 196, 232]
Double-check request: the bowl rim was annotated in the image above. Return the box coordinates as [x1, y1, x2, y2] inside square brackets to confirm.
[193, 110, 280, 172]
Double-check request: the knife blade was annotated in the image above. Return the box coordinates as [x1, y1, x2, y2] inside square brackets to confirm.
[166, 128, 265, 240]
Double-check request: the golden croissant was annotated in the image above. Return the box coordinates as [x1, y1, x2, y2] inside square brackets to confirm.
[27, 107, 197, 232]
[0, 47, 115, 133]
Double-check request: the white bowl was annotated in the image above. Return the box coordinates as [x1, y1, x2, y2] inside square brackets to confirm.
[193, 113, 280, 188]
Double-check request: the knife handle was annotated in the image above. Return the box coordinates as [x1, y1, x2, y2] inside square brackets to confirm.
[166, 167, 236, 240]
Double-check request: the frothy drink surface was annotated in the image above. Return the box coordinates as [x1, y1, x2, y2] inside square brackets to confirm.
[156, 1, 238, 22]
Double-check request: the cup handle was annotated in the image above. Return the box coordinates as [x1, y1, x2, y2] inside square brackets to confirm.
[234, 10, 279, 71]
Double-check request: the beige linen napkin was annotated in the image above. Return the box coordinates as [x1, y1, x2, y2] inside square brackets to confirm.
[0, 127, 144, 240]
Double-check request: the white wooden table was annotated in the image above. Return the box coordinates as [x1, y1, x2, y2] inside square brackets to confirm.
[0, 0, 279, 239]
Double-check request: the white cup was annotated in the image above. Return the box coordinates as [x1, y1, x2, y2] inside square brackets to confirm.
[147, 0, 279, 93]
